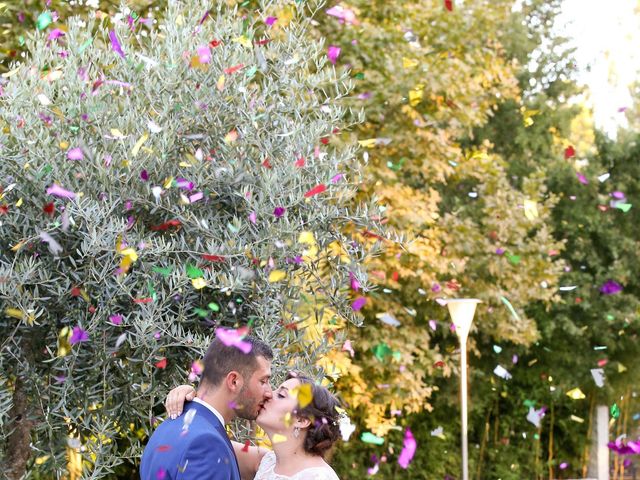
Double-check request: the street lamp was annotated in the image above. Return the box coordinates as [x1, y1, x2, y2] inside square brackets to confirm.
[442, 298, 481, 480]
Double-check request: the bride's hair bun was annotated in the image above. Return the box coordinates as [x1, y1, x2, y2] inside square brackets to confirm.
[287, 372, 342, 458]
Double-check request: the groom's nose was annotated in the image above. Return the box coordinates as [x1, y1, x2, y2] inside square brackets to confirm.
[264, 385, 273, 399]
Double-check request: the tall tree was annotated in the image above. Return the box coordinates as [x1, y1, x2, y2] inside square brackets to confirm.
[0, 1, 375, 477]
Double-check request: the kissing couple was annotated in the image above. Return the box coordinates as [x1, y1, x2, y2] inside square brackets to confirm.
[140, 334, 342, 480]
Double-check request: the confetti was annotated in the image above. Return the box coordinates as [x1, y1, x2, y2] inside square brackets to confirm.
[109, 314, 123, 325]
[361, 432, 384, 445]
[215, 327, 252, 353]
[47, 184, 76, 199]
[566, 388, 586, 400]
[67, 147, 83, 161]
[564, 145, 575, 159]
[268, 270, 286, 283]
[327, 45, 341, 64]
[109, 30, 126, 59]
[499, 296, 521, 322]
[398, 428, 417, 469]
[444, 0, 453, 11]
[493, 365, 512, 380]
[39, 231, 62, 255]
[304, 184, 327, 198]
[291, 383, 312, 408]
[590, 368, 605, 387]
[351, 297, 366, 311]
[273, 207, 285, 218]
[36, 12, 53, 31]
[376, 312, 400, 327]
[265, 16, 277, 26]
[155, 358, 167, 369]
[600, 280, 622, 295]
[69, 326, 89, 345]
[526, 406, 546, 428]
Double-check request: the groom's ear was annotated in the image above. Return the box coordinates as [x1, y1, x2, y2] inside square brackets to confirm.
[225, 371, 244, 392]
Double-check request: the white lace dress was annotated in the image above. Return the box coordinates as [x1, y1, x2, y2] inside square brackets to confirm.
[254, 451, 340, 480]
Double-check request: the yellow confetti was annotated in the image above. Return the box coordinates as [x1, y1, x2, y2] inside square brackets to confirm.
[232, 35, 252, 48]
[217, 75, 225, 91]
[120, 248, 138, 262]
[570, 415, 585, 423]
[402, 57, 418, 68]
[110, 129, 125, 139]
[5, 307, 24, 319]
[131, 133, 149, 157]
[192, 278, 207, 289]
[1, 66, 20, 78]
[291, 383, 313, 408]
[409, 85, 424, 107]
[523, 199, 539, 220]
[58, 327, 72, 357]
[59, 141, 69, 149]
[15, 198, 22, 207]
[268, 270, 286, 283]
[357, 138, 378, 148]
[284, 412, 292, 427]
[298, 231, 315, 245]
[272, 433, 287, 443]
[618, 363, 627, 373]
[34, 455, 50, 465]
[566, 388, 586, 400]
[163, 177, 174, 189]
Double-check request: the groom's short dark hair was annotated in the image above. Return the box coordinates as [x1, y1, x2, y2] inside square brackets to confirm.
[201, 334, 273, 386]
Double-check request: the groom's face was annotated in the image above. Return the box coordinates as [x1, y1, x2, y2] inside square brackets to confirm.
[234, 355, 272, 420]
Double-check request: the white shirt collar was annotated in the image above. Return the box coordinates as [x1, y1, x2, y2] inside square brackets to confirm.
[192, 397, 225, 426]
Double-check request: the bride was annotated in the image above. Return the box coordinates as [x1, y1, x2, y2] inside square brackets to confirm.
[165, 372, 342, 480]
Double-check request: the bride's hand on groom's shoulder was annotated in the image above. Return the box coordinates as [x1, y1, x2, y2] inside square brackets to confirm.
[164, 384, 196, 419]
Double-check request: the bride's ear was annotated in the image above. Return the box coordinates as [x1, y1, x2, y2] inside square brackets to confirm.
[294, 415, 312, 430]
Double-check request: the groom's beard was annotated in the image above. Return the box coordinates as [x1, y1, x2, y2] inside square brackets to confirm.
[234, 384, 261, 420]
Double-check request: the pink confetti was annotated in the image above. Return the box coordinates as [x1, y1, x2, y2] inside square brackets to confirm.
[69, 326, 89, 344]
[429, 320, 437, 331]
[349, 272, 360, 291]
[109, 314, 123, 325]
[48, 28, 65, 41]
[189, 192, 204, 203]
[197, 45, 211, 64]
[215, 327, 252, 353]
[265, 16, 277, 26]
[398, 428, 417, 468]
[327, 45, 341, 64]
[576, 172, 589, 185]
[47, 183, 76, 199]
[351, 297, 366, 311]
[155, 467, 166, 480]
[67, 147, 83, 160]
[330, 173, 344, 183]
[109, 30, 126, 59]
[249, 211, 257, 224]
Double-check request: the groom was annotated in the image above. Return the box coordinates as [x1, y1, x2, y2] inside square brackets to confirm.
[140, 335, 273, 479]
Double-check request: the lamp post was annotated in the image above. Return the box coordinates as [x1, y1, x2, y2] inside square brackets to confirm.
[442, 298, 481, 480]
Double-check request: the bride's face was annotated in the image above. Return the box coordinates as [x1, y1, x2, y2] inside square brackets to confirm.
[256, 378, 302, 433]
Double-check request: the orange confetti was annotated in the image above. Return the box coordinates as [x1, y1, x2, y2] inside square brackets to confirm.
[224, 63, 244, 74]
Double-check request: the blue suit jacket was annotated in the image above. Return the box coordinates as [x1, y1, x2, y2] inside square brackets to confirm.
[140, 401, 240, 480]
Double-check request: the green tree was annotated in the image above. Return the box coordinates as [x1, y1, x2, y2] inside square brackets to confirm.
[0, 1, 375, 477]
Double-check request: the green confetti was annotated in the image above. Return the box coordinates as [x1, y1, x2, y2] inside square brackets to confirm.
[207, 302, 220, 312]
[493, 345, 503, 353]
[500, 295, 521, 322]
[18, 36, 25, 46]
[615, 203, 632, 212]
[354, 72, 365, 80]
[610, 403, 620, 419]
[36, 11, 52, 31]
[152, 266, 172, 277]
[507, 254, 521, 265]
[245, 65, 258, 77]
[186, 264, 204, 279]
[523, 399, 536, 408]
[78, 38, 93, 54]
[148, 282, 157, 301]
[194, 308, 209, 317]
[360, 432, 385, 445]
[372, 342, 392, 361]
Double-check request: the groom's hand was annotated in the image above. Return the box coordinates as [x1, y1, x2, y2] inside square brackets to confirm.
[164, 384, 196, 419]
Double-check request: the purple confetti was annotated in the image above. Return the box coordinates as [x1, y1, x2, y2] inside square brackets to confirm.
[265, 16, 277, 26]
[140, 170, 149, 181]
[109, 30, 126, 59]
[327, 45, 341, 64]
[351, 297, 366, 311]
[69, 326, 89, 344]
[600, 280, 622, 295]
[273, 206, 285, 218]
[109, 314, 123, 325]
